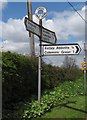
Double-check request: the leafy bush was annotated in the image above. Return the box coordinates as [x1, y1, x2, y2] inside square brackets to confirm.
[2, 52, 38, 105]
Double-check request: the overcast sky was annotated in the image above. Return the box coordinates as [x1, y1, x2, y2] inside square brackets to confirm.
[0, 1, 86, 67]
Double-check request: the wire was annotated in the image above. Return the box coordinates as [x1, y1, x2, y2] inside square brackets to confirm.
[67, 0, 87, 24]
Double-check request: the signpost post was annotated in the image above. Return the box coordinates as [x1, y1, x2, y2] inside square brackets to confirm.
[38, 19, 42, 105]
[35, 6, 47, 105]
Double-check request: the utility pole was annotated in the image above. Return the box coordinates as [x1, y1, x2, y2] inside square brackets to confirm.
[84, 1, 87, 117]
[27, 0, 35, 57]
[85, 1, 87, 93]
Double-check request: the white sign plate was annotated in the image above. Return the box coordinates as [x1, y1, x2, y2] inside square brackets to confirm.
[24, 17, 57, 44]
[24, 17, 40, 36]
[43, 44, 81, 56]
[42, 27, 57, 44]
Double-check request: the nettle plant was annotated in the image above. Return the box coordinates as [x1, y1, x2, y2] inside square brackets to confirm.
[20, 77, 84, 119]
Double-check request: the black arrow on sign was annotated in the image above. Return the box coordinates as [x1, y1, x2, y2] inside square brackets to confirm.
[75, 45, 80, 54]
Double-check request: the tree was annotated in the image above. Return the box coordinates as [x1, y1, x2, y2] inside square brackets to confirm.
[61, 56, 81, 81]
[62, 55, 77, 69]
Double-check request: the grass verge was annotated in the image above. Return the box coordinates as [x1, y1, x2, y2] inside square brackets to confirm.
[42, 95, 87, 118]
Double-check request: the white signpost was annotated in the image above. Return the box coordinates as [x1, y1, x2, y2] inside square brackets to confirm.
[24, 17, 57, 44]
[42, 27, 56, 44]
[24, 7, 82, 105]
[24, 17, 40, 36]
[24, 7, 57, 105]
[43, 44, 81, 56]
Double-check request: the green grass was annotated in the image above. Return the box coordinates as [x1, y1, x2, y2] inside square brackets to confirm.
[42, 95, 87, 118]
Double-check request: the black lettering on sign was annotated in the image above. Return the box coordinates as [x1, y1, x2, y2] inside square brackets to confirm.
[61, 51, 71, 53]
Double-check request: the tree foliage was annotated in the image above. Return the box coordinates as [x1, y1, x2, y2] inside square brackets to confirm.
[61, 56, 82, 81]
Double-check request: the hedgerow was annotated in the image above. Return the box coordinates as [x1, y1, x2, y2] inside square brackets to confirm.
[2, 52, 82, 105]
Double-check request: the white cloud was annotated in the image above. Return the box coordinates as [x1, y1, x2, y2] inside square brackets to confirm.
[2, 18, 27, 43]
[1, 17, 40, 54]
[42, 9, 85, 42]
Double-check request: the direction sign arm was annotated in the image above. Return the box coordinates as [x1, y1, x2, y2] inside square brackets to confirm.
[43, 44, 81, 56]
